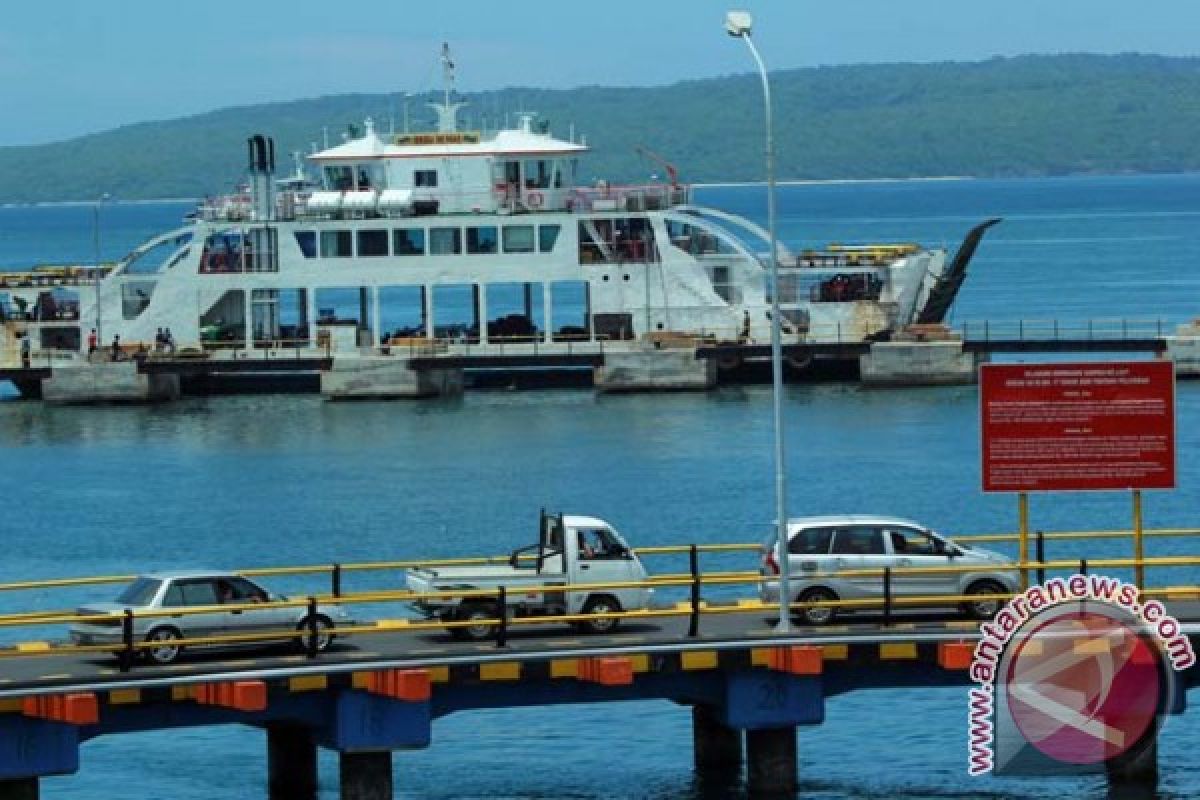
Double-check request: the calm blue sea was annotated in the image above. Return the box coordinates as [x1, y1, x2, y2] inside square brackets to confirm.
[1, 175, 1200, 798]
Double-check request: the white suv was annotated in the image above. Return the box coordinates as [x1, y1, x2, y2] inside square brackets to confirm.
[760, 515, 1018, 625]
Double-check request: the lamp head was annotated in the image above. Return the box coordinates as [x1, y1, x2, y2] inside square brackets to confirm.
[725, 10, 753, 37]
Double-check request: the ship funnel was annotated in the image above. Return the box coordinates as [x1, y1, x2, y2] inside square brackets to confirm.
[246, 134, 276, 221]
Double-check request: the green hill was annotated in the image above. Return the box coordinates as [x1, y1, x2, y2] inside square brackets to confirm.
[3, 53, 1200, 203]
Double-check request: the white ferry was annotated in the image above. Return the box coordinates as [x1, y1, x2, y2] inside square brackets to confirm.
[1, 49, 997, 373]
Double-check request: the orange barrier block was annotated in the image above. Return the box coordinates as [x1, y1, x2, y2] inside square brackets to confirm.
[365, 669, 432, 702]
[195, 681, 267, 712]
[21, 693, 98, 725]
[938, 642, 975, 670]
[578, 657, 634, 686]
[765, 646, 823, 676]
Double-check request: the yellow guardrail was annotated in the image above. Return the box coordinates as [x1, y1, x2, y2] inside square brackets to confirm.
[0, 525, 1195, 670]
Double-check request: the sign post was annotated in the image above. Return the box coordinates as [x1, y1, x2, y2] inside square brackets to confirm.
[981, 361, 1176, 588]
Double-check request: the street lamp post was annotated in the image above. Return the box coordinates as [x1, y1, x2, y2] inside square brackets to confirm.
[726, 10, 793, 632]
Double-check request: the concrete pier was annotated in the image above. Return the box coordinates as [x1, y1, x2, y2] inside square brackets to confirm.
[0, 779, 37, 800]
[594, 347, 715, 392]
[1166, 322, 1200, 377]
[339, 752, 392, 800]
[267, 724, 317, 800]
[692, 704, 743, 776]
[859, 340, 982, 387]
[1106, 737, 1157, 800]
[320, 356, 463, 400]
[42, 362, 179, 405]
[745, 727, 797, 796]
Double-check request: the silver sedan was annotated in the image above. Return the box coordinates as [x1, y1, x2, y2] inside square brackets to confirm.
[68, 570, 352, 664]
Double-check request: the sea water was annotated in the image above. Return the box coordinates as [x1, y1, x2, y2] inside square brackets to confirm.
[1, 175, 1200, 798]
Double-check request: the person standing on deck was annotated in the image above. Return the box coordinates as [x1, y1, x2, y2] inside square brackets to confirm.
[87, 328, 98, 357]
[19, 333, 31, 368]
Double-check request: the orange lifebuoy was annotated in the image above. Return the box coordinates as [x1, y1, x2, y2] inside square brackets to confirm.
[527, 191, 544, 209]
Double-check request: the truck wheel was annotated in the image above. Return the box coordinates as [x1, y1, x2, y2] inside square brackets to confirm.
[458, 604, 499, 641]
[579, 595, 622, 635]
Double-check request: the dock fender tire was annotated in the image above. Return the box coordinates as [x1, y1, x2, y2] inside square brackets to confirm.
[296, 614, 335, 652]
[144, 625, 184, 665]
[458, 604, 500, 641]
[963, 580, 1006, 620]
[580, 594, 622, 634]
[786, 353, 813, 371]
[795, 587, 838, 626]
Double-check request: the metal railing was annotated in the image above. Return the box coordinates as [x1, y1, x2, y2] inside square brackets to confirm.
[958, 318, 1169, 341]
[0, 526, 1195, 674]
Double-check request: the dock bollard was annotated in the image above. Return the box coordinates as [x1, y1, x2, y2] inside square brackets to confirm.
[120, 608, 135, 672]
[496, 586, 508, 648]
[688, 545, 700, 638]
[305, 597, 319, 658]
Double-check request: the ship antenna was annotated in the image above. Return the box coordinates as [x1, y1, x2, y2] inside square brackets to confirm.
[442, 42, 454, 111]
[430, 42, 467, 132]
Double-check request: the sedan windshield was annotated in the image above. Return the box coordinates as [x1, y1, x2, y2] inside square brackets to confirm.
[116, 577, 162, 606]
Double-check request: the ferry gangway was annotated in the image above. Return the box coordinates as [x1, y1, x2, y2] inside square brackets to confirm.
[0, 526, 1198, 797]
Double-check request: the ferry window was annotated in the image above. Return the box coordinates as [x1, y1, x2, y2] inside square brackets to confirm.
[294, 231, 317, 259]
[502, 225, 534, 253]
[320, 230, 353, 258]
[466, 226, 498, 254]
[393, 228, 425, 256]
[522, 160, 551, 189]
[430, 227, 462, 255]
[414, 170, 438, 188]
[538, 225, 561, 253]
[356, 229, 389, 257]
[325, 166, 354, 191]
[121, 281, 156, 320]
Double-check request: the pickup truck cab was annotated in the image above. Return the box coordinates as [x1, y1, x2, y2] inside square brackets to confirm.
[406, 512, 653, 640]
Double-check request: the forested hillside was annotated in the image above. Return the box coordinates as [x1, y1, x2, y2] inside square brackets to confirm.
[2, 53, 1199, 203]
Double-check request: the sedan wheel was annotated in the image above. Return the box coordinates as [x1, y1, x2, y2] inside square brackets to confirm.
[144, 627, 183, 665]
[297, 615, 335, 652]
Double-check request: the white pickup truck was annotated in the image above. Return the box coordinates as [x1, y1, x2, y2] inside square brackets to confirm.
[406, 512, 654, 640]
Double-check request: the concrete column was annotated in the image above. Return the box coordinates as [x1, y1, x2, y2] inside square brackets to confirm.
[0, 778, 38, 800]
[423, 285, 434, 340]
[339, 751, 392, 800]
[745, 727, 797, 796]
[692, 705, 742, 775]
[306, 289, 318, 349]
[268, 723, 317, 800]
[372, 287, 382, 348]
[242, 289, 253, 350]
[1106, 737, 1158, 800]
[476, 284, 488, 344]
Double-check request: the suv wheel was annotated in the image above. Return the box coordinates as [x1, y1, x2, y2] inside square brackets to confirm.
[795, 587, 838, 626]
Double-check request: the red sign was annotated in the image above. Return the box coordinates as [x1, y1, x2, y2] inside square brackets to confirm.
[981, 361, 1175, 492]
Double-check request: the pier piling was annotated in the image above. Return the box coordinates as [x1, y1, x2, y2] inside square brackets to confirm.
[1106, 737, 1158, 800]
[339, 751, 393, 800]
[745, 727, 797, 796]
[692, 704, 743, 776]
[267, 723, 317, 800]
[0, 778, 37, 800]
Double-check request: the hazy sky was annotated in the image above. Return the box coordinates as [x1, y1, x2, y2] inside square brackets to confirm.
[0, 0, 1194, 145]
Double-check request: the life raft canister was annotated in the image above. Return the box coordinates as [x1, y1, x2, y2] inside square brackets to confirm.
[527, 191, 544, 208]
